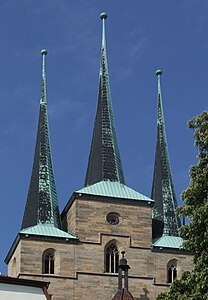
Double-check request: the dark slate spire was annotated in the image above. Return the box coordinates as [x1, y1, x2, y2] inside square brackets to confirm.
[84, 13, 125, 187]
[21, 50, 61, 230]
[151, 70, 181, 237]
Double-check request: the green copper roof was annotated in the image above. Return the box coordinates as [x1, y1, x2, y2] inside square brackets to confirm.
[151, 70, 181, 237]
[21, 50, 61, 230]
[20, 224, 77, 239]
[152, 235, 183, 249]
[84, 13, 125, 187]
[77, 180, 154, 202]
[5, 224, 78, 264]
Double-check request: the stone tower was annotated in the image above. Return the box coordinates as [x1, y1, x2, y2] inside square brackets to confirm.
[6, 14, 192, 300]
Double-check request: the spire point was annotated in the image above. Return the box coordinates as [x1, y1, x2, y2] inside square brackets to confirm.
[100, 12, 107, 20]
[85, 10, 125, 186]
[156, 69, 162, 76]
[21, 49, 61, 230]
[152, 70, 181, 237]
[41, 49, 48, 56]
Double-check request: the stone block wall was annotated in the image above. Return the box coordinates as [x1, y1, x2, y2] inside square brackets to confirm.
[63, 196, 153, 248]
[7, 196, 193, 300]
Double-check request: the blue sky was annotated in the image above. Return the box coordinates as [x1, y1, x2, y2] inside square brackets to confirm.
[0, 0, 207, 273]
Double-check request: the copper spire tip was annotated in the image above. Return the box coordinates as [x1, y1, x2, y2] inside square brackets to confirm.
[41, 49, 48, 56]
[100, 12, 107, 20]
[156, 69, 162, 76]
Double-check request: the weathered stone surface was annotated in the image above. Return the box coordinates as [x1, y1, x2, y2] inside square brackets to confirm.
[8, 197, 193, 300]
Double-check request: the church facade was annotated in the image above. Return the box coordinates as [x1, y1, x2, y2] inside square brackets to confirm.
[5, 13, 193, 300]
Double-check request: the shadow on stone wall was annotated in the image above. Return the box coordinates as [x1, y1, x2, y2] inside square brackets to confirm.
[135, 288, 150, 300]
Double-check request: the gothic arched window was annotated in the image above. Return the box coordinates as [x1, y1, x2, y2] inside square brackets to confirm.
[167, 259, 177, 283]
[105, 242, 119, 273]
[42, 248, 55, 274]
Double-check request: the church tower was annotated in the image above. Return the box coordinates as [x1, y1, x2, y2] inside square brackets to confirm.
[6, 14, 193, 300]
[61, 12, 154, 246]
[5, 50, 78, 297]
[151, 70, 181, 238]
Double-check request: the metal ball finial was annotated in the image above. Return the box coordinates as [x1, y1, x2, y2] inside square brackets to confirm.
[41, 49, 48, 56]
[156, 69, 162, 76]
[100, 12, 107, 20]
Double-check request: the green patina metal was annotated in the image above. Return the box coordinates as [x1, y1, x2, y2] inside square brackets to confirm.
[20, 224, 77, 239]
[84, 13, 125, 187]
[82, 14, 154, 207]
[21, 50, 61, 230]
[151, 70, 181, 237]
[152, 235, 183, 249]
[77, 180, 154, 202]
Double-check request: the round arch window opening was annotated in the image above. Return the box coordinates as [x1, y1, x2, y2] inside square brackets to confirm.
[106, 212, 121, 225]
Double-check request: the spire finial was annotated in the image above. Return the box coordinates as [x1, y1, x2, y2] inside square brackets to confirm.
[100, 12, 107, 20]
[156, 69, 162, 95]
[156, 69, 162, 76]
[41, 49, 47, 56]
[40, 49, 47, 104]
[100, 13, 107, 49]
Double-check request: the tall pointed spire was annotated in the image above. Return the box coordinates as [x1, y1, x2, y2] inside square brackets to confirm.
[84, 13, 125, 187]
[21, 50, 61, 230]
[151, 70, 180, 237]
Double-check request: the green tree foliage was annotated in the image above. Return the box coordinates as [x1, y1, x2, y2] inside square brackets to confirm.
[157, 112, 208, 300]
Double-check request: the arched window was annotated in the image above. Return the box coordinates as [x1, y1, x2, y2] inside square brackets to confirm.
[42, 248, 55, 274]
[105, 242, 119, 273]
[167, 259, 177, 283]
